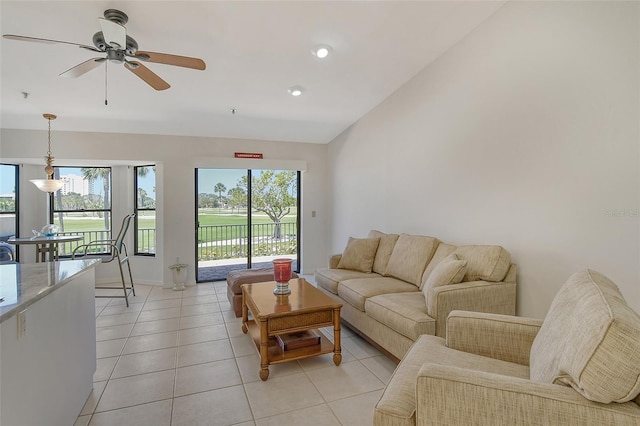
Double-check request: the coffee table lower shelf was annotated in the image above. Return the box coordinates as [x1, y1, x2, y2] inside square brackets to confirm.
[243, 319, 337, 364]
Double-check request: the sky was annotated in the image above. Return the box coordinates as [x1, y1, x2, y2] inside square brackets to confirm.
[197, 169, 247, 194]
[0, 164, 17, 195]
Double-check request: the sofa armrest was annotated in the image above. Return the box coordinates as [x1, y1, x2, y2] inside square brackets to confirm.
[446, 310, 543, 365]
[329, 254, 342, 269]
[427, 280, 516, 338]
[416, 364, 640, 426]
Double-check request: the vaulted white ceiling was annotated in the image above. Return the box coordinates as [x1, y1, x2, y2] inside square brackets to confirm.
[0, 1, 504, 144]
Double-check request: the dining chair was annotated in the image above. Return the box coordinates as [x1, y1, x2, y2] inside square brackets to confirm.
[72, 214, 136, 306]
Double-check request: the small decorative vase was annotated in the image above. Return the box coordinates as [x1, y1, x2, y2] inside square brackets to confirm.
[169, 263, 188, 291]
[272, 258, 293, 295]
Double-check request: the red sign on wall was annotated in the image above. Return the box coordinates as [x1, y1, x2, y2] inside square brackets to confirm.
[234, 152, 263, 159]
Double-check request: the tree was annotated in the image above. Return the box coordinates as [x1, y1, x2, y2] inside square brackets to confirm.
[136, 166, 156, 208]
[214, 182, 226, 213]
[136, 188, 155, 208]
[227, 186, 246, 214]
[198, 193, 216, 209]
[239, 170, 296, 239]
[81, 167, 111, 229]
[62, 192, 84, 210]
[53, 167, 65, 231]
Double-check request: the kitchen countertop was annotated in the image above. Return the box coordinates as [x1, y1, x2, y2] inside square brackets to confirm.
[0, 259, 100, 323]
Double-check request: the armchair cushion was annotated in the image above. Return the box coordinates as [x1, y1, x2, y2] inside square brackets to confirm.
[446, 310, 543, 366]
[530, 269, 640, 403]
[336, 237, 380, 273]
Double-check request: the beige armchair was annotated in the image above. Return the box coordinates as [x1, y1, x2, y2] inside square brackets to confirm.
[375, 269, 640, 426]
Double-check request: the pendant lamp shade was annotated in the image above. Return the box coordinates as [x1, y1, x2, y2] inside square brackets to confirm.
[31, 113, 66, 193]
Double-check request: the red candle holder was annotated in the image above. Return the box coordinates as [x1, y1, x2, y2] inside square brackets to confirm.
[273, 258, 293, 294]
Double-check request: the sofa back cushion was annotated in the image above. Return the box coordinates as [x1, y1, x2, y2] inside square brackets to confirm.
[453, 245, 511, 282]
[368, 230, 400, 275]
[530, 269, 640, 403]
[384, 234, 439, 286]
[336, 237, 380, 273]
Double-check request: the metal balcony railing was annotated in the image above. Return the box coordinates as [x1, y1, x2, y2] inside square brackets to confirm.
[198, 222, 297, 260]
[55, 222, 296, 260]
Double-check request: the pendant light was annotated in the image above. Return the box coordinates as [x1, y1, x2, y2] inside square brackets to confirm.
[30, 113, 66, 193]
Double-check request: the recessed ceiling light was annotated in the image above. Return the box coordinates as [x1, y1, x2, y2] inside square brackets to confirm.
[288, 86, 304, 97]
[311, 45, 331, 59]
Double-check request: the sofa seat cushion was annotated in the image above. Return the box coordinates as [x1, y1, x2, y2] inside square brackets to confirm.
[453, 245, 511, 282]
[315, 268, 378, 295]
[385, 234, 440, 286]
[530, 269, 640, 403]
[338, 277, 419, 311]
[375, 334, 529, 426]
[365, 293, 435, 340]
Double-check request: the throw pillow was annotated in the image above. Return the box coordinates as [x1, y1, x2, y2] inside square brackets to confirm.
[422, 253, 467, 293]
[336, 237, 380, 273]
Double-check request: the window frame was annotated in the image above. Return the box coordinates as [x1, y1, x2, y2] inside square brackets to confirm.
[0, 164, 19, 253]
[134, 165, 156, 256]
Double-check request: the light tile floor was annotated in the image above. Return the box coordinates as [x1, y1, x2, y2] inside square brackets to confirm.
[75, 279, 398, 426]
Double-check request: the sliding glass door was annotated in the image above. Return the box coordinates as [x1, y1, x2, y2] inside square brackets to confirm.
[196, 168, 299, 282]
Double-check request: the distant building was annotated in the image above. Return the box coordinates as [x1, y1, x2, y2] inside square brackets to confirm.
[61, 174, 92, 196]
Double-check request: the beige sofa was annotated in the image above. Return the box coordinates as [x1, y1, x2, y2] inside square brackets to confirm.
[374, 269, 640, 426]
[314, 230, 517, 360]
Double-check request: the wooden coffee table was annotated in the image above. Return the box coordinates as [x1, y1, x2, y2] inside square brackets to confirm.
[241, 278, 342, 380]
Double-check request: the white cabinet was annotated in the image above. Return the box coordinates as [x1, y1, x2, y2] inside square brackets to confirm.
[0, 260, 98, 426]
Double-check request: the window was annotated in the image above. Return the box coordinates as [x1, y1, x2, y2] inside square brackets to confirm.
[50, 166, 112, 256]
[134, 165, 156, 255]
[0, 164, 19, 242]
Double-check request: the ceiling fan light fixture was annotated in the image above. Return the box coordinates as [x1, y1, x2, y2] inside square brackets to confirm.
[311, 45, 331, 59]
[288, 86, 304, 97]
[31, 113, 66, 193]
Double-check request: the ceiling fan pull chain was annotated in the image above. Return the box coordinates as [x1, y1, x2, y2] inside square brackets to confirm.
[104, 61, 108, 106]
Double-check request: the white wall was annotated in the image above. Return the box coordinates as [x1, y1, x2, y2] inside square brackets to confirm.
[1, 130, 328, 285]
[328, 1, 640, 318]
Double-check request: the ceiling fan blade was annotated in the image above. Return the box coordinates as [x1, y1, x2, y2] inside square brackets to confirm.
[135, 51, 206, 70]
[60, 58, 106, 78]
[125, 61, 170, 91]
[3, 34, 101, 52]
[98, 18, 126, 49]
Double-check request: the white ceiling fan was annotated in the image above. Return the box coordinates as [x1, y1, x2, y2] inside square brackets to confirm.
[3, 9, 206, 91]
